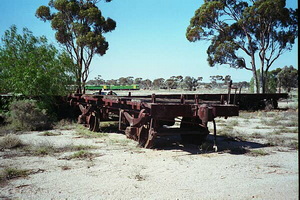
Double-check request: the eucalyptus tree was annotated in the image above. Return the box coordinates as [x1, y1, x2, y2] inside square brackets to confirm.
[153, 78, 165, 89]
[86, 75, 105, 85]
[186, 0, 298, 93]
[223, 75, 231, 85]
[107, 79, 117, 86]
[141, 79, 152, 89]
[165, 77, 178, 90]
[126, 76, 134, 85]
[209, 75, 224, 88]
[118, 77, 128, 86]
[134, 78, 143, 85]
[36, 0, 116, 93]
[183, 76, 199, 91]
[278, 65, 298, 92]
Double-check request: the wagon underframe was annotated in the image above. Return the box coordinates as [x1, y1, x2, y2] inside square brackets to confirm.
[69, 92, 239, 150]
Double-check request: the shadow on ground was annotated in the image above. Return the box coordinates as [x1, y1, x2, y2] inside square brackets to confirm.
[98, 123, 269, 155]
[153, 134, 268, 155]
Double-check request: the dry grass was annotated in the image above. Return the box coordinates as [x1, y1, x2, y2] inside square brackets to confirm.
[54, 119, 76, 130]
[251, 132, 264, 139]
[27, 142, 57, 156]
[0, 167, 30, 183]
[247, 149, 270, 156]
[265, 137, 298, 149]
[260, 110, 298, 127]
[260, 118, 280, 126]
[39, 131, 62, 136]
[65, 150, 101, 160]
[60, 165, 72, 170]
[254, 126, 273, 129]
[17, 141, 99, 157]
[69, 144, 97, 151]
[228, 120, 239, 126]
[238, 111, 253, 119]
[75, 125, 108, 138]
[107, 138, 131, 146]
[0, 134, 24, 150]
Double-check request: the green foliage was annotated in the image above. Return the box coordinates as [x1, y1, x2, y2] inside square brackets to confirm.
[250, 67, 298, 93]
[165, 78, 178, 90]
[209, 75, 228, 88]
[183, 76, 199, 91]
[75, 125, 108, 138]
[8, 99, 53, 131]
[187, 0, 298, 93]
[36, 0, 116, 93]
[152, 78, 165, 90]
[249, 70, 276, 93]
[0, 25, 75, 96]
[278, 66, 298, 92]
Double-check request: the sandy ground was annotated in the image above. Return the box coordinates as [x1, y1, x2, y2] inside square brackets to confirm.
[0, 102, 298, 200]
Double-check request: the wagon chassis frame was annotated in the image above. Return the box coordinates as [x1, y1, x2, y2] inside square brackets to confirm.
[68, 84, 242, 150]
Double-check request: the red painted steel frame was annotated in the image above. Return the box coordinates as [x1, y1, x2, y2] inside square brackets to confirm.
[68, 93, 239, 149]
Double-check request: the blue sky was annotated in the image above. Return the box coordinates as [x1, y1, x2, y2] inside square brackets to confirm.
[0, 0, 298, 82]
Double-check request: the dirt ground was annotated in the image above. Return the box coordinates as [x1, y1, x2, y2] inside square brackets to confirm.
[0, 97, 298, 200]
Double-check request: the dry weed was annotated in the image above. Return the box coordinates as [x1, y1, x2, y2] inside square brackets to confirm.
[0, 134, 24, 149]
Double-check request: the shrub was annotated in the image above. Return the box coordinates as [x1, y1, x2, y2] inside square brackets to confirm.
[32, 145, 56, 156]
[8, 99, 52, 131]
[39, 131, 61, 136]
[248, 149, 269, 156]
[75, 125, 108, 138]
[67, 150, 96, 160]
[0, 167, 30, 183]
[54, 119, 75, 130]
[0, 134, 24, 149]
[24, 141, 56, 156]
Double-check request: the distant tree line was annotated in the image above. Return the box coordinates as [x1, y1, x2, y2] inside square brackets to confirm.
[87, 67, 297, 92]
[86, 75, 251, 91]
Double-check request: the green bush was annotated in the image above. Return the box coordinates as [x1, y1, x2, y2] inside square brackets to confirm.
[8, 99, 53, 131]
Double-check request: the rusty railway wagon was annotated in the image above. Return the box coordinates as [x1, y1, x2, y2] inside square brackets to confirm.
[68, 88, 240, 150]
[107, 93, 288, 110]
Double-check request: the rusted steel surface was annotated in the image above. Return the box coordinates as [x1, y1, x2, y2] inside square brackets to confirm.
[67, 79, 289, 149]
[67, 89, 288, 149]
[68, 91, 241, 150]
[108, 93, 288, 110]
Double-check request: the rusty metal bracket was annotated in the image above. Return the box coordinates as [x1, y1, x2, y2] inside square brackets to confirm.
[212, 118, 217, 152]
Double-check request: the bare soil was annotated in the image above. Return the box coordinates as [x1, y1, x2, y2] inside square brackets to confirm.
[0, 99, 298, 200]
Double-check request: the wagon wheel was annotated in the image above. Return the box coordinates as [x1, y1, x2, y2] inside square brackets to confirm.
[180, 117, 209, 145]
[137, 126, 157, 148]
[138, 126, 148, 147]
[88, 112, 100, 132]
[144, 128, 157, 149]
